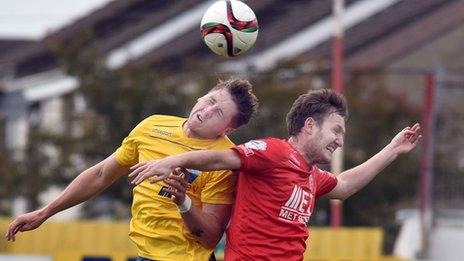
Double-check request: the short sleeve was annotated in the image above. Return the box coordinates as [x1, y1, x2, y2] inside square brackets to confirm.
[200, 170, 235, 204]
[114, 119, 147, 166]
[315, 168, 338, 197]
[231, 139, 275, 175]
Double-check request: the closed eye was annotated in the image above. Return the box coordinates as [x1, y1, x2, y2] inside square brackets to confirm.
[333, 126, 345, 135]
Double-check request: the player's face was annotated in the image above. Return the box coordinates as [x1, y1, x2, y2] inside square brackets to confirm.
[186, 89, 238, 139]
[307, 113, 345, 164]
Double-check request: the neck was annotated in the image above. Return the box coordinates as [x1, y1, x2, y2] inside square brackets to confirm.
[288, 135, 312, 164]
[183, 121, 201, 139]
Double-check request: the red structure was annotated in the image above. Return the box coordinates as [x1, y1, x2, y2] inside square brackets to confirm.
[330, 0, 344, 227]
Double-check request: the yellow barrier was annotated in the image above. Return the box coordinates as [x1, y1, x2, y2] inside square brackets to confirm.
[304, 227, 382, 260]
[0, 218, 137, 260]
[0, 218, 406, 261]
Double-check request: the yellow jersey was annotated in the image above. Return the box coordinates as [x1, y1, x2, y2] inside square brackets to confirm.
[114, 115, 235, 261]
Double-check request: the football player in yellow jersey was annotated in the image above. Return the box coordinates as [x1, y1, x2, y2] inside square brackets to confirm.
[6, 79, 259, 261]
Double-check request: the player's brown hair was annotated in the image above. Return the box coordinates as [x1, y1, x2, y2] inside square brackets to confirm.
[211, 79, 259, 128]
[286, 89, 348, 136]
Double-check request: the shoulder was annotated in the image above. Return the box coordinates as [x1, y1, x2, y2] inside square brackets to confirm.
[214, 135, 236, 149]
[134, 114, 185, 129]
[239, 137, 290, 159]
[311, 166, 337, 196]
[144, 114, 185, 125]
[197, 135, 236, 150]
[249, 137, 289, 153]
[312, 166, 335, 180]
[128, 114, 184, 135]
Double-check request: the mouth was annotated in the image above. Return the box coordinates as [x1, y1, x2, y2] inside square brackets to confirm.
[326, 146, 335, 153]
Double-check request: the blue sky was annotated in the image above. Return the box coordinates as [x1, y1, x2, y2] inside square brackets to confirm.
[0, 0, 112, 40]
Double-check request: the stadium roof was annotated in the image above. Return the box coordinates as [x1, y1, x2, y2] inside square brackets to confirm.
[1, 0, 463, 79]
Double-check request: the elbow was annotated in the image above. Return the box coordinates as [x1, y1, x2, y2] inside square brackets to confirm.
[335, 187, 355, 200]
[199, 238, 220, 250]
[199, 232, 223, 249]
[205, 233, 223, 249]
[204, 241, 218, 250]
[96, 168, 109, 184]
[330, 193, 348, 201]
[93, 166, 114, 189]
[329, 188, 353, 201]
[339, 188, 358, 200]
[332, 178, 356, 200]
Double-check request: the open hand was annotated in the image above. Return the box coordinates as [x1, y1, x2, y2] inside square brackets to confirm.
[129, 160, 175, 185]
[5, 209, 47, 242]
[164, 168, 191, 205]
[390, 123, 422, 155]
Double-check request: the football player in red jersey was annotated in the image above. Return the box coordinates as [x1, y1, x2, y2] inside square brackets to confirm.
[129, 89, 421, 261]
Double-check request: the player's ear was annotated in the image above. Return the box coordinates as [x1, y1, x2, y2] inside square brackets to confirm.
[222, 127, 236, 136]
[302, 117, 315, 134]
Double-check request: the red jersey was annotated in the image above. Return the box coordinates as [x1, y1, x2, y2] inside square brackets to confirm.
[225, 138, 337, 261]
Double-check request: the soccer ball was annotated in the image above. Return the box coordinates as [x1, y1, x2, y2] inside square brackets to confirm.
[200, 0, 258, 57]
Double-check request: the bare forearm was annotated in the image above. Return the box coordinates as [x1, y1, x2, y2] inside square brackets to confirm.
[129, 150, 240, 185]
[43, 167, 110, 217]
[42, 156, 127, 218]
[5, 155, 129, 241]
[336, 144, 399, 199]
[180, 206, 228, 249]
[328, 124, 421, 200]
[172, 150, 240, 171]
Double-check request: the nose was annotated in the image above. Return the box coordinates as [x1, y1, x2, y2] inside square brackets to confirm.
[202, 105, 215, 119]
[335, 136, 344, 148]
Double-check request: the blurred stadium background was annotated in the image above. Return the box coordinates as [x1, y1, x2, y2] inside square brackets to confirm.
[1, 0, 463, 260]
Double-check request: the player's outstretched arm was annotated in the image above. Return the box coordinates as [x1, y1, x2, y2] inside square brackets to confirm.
[129, 149, 241, 185]
[325, 123, 421, 200]
[5, 154, 129, 241]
